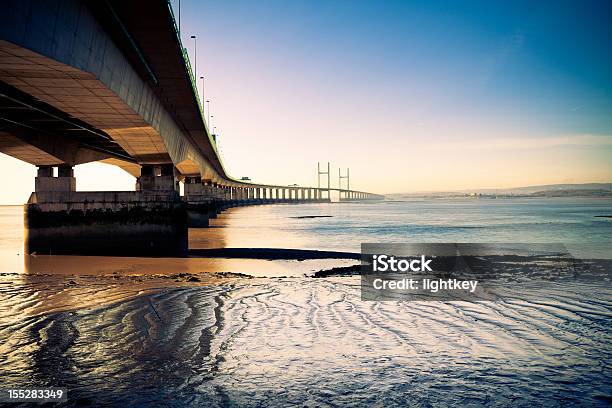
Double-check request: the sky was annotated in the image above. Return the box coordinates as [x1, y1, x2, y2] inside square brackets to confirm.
[1, 0, 612, 203]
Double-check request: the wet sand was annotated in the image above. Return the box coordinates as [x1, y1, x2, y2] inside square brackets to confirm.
[0, 205, 360, 320]
[1, 204, 611, 406]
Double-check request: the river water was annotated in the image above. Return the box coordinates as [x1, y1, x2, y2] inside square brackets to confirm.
[0, 198, 611, 406]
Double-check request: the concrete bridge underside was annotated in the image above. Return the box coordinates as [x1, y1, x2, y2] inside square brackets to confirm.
[0, 0, 383, 256]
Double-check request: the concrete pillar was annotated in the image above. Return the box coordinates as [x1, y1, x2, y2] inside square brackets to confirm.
[184, 176, 203, 198]
[136, 164, 178, 192]
[35, 165, 76, 192]
[27, 164, 187, 257]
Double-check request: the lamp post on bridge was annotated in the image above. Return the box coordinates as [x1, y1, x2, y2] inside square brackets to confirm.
[190, 35, 197, 81]
[177, 0, 181, 35]
[206, 100, 210, 127]
[200, 76, 205, 110]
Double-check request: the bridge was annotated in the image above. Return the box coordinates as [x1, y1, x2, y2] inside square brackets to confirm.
[0, 0, 383, 256]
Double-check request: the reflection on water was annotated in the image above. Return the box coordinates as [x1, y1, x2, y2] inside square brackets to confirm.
[0, 204, 357, 319]
[1, 279, 610, 406]
[1, 200, 611, 406]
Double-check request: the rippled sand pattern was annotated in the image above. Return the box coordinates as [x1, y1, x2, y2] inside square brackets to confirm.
[1, 277, 610, 407]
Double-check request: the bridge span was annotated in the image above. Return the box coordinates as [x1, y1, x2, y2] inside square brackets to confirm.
[0, 0, 383, 256]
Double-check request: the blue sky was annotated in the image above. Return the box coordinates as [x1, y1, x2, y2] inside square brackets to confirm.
[180, 0, 612, 132]
[169, 0, 612, 191]
[1, 0, 611, 202]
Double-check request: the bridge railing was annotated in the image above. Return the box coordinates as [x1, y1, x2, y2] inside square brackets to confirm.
[166, 1, 213, 143]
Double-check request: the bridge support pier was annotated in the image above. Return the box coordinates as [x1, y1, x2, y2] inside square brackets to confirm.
[25, 164, 188, 257]
[184, 178, 238, 226]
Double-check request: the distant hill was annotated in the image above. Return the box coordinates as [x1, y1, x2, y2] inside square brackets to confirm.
[388, 183, 612, 199]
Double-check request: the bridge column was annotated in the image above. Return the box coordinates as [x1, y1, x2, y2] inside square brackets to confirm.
[136, 164, 179, 192]
[34, 165, 76, 193]
[187, 177, 231, 225]
[184, 176, 217, 228]
[183, 176, 202, 197]
[26, 163, 187, 257]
